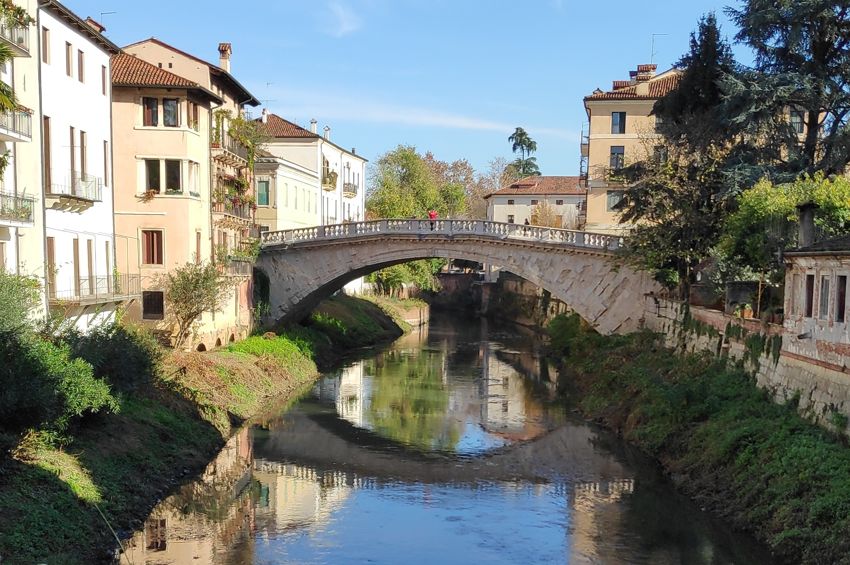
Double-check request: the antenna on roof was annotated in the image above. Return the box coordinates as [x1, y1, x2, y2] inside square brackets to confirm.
[650, 33, 668, 65]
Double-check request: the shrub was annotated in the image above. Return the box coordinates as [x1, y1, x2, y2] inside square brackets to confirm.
[62, 323, 163, 392]
[0, 270, 40, 332]
[0, 332, 118, 434]
[546, 313, 584, 354]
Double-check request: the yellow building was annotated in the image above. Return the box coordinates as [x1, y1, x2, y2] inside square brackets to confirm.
[112, 39, 259, 350]
[581, 64, 681, 233]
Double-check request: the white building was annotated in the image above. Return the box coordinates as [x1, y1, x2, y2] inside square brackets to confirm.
[0, 1, 45, 319]
[257, 111, 367, 293]
[485, 176, 586, 228]
[39, 1, 135, 329]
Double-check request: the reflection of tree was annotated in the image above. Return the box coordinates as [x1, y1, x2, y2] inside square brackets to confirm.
[365, 350, 462, 451]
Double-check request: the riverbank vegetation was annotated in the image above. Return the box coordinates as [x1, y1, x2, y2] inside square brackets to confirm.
[549, 314, 850, 565]
[0, 274, 412, 564]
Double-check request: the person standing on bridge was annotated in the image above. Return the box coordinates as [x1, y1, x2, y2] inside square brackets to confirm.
[428, 209, 438, 231]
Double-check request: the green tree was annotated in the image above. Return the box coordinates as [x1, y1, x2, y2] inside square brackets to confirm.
[726, 0, 850, 176]
[162, 262, 232, 348]
[508, 127, 541, 176]
[618, 14, 739, 299]
[721, 174, 850, 280]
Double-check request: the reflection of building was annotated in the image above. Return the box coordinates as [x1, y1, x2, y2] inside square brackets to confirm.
[568, 479, 635, 564]
[336, 362, 370, 428]
[123, 428, 255, 563]
[253, 460, 354, 535]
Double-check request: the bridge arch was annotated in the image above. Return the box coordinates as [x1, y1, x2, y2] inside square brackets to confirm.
[257, 220, 659, 335]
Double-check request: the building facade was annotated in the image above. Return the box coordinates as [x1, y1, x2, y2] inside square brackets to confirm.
[581, 64, 681, 234]
[116, 38, 259, 350]
[0, 1, 45, 321]
[39, 1, 136, 330]
[485, 176, 585, 228]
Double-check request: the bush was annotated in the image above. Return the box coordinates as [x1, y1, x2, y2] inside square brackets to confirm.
[62, 323, 163, 392]
[0, 271, 40, 332]
[546, 313, 585, 354]
[0, 332, 118, 434]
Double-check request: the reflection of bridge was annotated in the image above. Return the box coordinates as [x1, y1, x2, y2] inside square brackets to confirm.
[257, 219, 659, 334]
[253, 402, 631, 485]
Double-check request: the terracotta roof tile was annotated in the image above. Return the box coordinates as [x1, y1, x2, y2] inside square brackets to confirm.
[112, 52, 198, 88]
[585, 69, 682, 101]
[484, 176, 586, 198]
[259, 113, 319, 139]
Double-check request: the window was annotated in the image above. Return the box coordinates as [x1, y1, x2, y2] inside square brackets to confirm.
[145, 159, 160, 192]
[790, 110, 805, 135]
[507, 215, 515, 223]
[162, 98, 179, 127]
[611, 111, 626, 134]
[142, 230, 163, 265]
[41, 27, 49, 64]
[607, 190, 625, 212]
[257, 180, 270, 206]
[609, 146, 625, 170]
[531, 199, 538, 205]
[79, 131, 87, 178]
[654, 145, 668, 163]
[819, 275, 831, 320]
[188, 101, 199, 131]
[142, 291, 165, 320]
[65, 42, 72, 76]
[43, 116, 51, 192]
[805, 274, 815, 317]
[103, 141, 109, 186]
[164, 160, 181, 193]
[142, 97, 158, 126]
[69, 126, 75, 182]
[77, 49, 84, 82]
[837, 275, 847, 323]
[101, 65, 107, 95]
[188, 161, 199, 196]
[555, 199, 564, 205]
[507, 199, 514, 205]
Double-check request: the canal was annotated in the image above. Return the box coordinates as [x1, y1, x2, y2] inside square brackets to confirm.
[123, 312, 776, 564]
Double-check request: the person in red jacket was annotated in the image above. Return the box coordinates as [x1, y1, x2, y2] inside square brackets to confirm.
[427, 209, 438, 230]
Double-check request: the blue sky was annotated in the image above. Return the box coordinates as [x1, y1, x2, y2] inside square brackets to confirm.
[67, 0, 751, 177]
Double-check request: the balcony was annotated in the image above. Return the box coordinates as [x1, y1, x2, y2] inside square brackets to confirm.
[46, 171, 103, 211]
[0, 24, 29, 56]
[223, 256, 253, 278]
[0, 192, 34, 226]
[0, 108, 31, 142]
[48, 273, 141, 306]
[322, 171, 338, 191]
[343, 182, 358, 198]
[212, 199, 253, 228]
[211, 133, 248, 166]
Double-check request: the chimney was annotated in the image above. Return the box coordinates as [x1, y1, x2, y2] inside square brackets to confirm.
[218, 42, 232, 73]
[84, 17, 105, 33]
[323, 125, 331, 140]
[797, 202, 819, 248]
[310, 119, 317, 134]
[351, 147, 356, 155]
[261, 108, 268, 124]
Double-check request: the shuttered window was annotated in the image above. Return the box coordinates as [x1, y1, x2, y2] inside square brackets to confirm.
[142, 230, 163, 265]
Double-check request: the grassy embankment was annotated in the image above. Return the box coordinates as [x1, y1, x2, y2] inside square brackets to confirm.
[548, 314, 850, 565]
[0, 294, 410, 564]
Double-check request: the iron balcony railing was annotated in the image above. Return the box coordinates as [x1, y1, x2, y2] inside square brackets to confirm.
[0, 109, 31, 139]
[0, 24, 29, 54]
[224, 256, 253, 277]
[211, 133, 248, 162]
[212, 199, 253, 221]
[343, 182, 358, 198]
[48, 273, 141, 303]
[0, 192, 34, 224]
[48, 171, 103, 202]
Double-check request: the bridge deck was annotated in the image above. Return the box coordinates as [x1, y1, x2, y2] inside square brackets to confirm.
[261, 219, 623, 252]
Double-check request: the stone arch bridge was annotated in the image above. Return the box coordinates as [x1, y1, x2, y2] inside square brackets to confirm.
[257, 219, 660, 334]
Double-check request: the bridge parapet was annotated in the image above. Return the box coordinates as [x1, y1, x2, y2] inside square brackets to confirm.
[261, 219, 623, 252]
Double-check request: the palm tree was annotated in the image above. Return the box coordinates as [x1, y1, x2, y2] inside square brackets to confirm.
[508, 127, 541, 176]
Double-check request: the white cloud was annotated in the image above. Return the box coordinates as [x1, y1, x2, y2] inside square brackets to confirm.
[325, 2, 362, 37]
[265, 87, 576, 140]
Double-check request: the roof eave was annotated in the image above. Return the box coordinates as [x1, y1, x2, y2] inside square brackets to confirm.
[39, 0, 120, 54]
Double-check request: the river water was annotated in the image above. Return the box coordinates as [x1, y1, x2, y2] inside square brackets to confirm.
[123, 313, 776, 564]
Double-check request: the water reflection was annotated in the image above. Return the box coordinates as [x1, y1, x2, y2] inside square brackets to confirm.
[123, 316, 775, 565]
